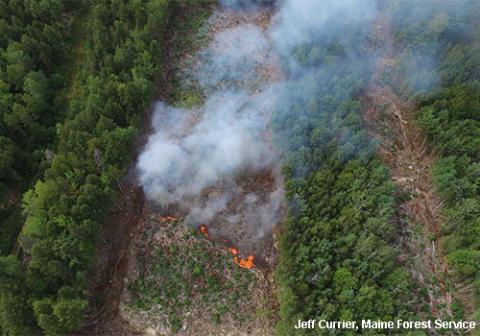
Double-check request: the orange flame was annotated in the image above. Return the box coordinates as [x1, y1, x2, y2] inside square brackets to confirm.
[227, 246, 255, 269]
[160, 215, 177, 222]
[238, 255, 255, 269]
[199, 225, 210, 239]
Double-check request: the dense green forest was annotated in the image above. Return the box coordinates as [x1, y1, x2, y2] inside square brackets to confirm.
[0, 0, 75, 256]
[0, 0, 172, 334]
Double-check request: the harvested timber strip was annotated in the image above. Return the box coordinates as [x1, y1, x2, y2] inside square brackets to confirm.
[111, 3, 281, 335]
[362, 15, 470, 330]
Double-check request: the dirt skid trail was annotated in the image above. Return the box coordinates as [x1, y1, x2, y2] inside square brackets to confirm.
[362, 15, 470, 327]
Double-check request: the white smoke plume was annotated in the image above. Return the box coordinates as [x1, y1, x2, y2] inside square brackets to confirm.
[137, 18, 282, 237]
[138, 89, 277, 205]
[195, 23, 272, 92]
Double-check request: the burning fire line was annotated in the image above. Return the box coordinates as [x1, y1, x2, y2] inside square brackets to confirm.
[199, 225, 255, 269]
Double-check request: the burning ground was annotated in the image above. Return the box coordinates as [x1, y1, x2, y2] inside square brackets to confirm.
[137, 4, 284, 267]
[119, 214, 276, 335]
[118, 4, 282, 335]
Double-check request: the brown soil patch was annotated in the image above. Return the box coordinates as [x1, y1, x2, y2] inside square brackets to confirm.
[75, 173, 145, 336]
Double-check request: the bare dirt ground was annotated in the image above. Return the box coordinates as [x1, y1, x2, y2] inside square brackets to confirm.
[78, 4, 282, 336]
[362, 12, 472, 328]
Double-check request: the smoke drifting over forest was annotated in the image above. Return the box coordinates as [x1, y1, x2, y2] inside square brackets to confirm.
[137, 0, 461, 234]
[137, 0, 382, 234]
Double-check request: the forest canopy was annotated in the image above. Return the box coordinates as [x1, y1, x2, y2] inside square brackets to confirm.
[0, 0, 171, 334]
